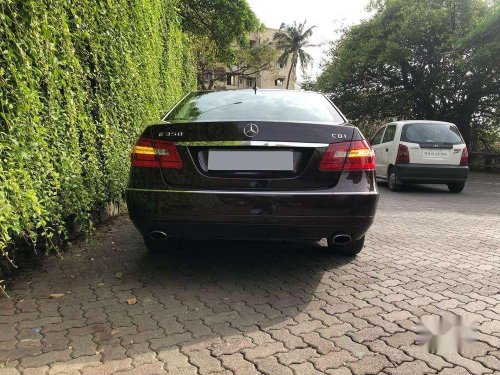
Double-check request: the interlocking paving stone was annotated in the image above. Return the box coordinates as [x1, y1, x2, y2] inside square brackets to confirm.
[20, 349, 73, 368]
[0, 172, 499, 374]
[290, 362, 324, 375]
[325, 367, 354, 375]
[276, 347, 319, 365]
[80, 358, 132, 375]
[22, 366, 49, 375]
[47, 354, 101, 375]
[254, 356, 294, 375]
[243, 341, 287, 360]
[385, 360, 437, 375]
[219, 353, 260, 375]
[437, 367, 471, 375]
[300, 331, 339, 354]
[310, 350, 357, 371]
[188, 349, 224, 374]
[346, 353, 394, 374]
[476, 355, 500, 372]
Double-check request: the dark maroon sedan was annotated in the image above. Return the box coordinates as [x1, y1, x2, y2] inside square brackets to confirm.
[126, 90, 378, 256]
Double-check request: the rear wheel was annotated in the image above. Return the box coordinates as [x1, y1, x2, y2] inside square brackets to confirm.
[143, 236, 183, 253]
[448, 182, 465, 193]
[328, 236, 365, 256]
[387, 167, 402, 192]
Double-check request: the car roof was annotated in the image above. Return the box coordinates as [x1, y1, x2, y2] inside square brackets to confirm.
[192, 89, 323, 95]
[391, 120, 456, 126]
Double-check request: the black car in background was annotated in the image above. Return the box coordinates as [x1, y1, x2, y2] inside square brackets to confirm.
[126, 90, 378, 256]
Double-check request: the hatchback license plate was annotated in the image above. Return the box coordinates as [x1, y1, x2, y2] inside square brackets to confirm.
[422, 149, 449, 159]
[208, 150, 293, 171]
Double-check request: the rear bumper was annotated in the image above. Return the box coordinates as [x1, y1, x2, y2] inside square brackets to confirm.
[395, 164, 469, 184]
[126, 189, 378, 241]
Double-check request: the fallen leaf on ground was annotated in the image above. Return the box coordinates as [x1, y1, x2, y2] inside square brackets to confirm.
[49, 293, 65, 299]
[127, 298, 137, 305]
[113, 272, 123, 279]
[21, 339, 40, 346]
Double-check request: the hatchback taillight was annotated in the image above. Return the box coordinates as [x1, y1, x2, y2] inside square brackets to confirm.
[396, 144, 410, 164]
[131, 138, 182, 169]
[460, 147, 469, 166]
[320, 140, 375, 171]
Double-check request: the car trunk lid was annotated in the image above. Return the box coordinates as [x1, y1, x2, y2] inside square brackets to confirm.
[150, 121, 355, 190]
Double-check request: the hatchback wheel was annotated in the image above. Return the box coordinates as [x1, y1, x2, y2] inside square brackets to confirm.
[387, 168, 402, 192]
[448, 182, 465, 193]
[328, 235, 365, 256]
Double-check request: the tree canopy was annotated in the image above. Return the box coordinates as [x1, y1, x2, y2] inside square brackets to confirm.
[179, 0, 260, 62]
[178, 0, 272, 89]
[315, 0, 499, 149]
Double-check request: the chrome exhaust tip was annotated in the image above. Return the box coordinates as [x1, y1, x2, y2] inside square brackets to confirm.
[149, 231, 168, 241]
[332, 234, 352, 245]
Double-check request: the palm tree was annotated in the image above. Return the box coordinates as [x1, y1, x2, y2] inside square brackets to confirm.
[273, 20, 315, 89]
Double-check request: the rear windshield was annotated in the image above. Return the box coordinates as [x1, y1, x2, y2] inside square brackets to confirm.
[165, 90, 345, 124]
[402, 123, 463, 144]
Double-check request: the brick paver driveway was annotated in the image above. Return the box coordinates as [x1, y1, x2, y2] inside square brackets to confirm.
[1, 172, 499, 375]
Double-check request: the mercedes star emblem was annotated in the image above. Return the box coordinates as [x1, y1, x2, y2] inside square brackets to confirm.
[244, 123, 259, 138]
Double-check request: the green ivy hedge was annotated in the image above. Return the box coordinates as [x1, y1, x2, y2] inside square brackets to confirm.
[0, 0, 196, 267]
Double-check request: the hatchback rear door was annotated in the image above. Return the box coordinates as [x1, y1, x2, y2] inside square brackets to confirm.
[400, 122, 466, 166]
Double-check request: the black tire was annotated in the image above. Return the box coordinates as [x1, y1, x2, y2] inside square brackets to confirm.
[143, 236, 183, 253]
[448, 182, 465, 193]
[387, 167, 402, 192]
[328, 235, 365, 256]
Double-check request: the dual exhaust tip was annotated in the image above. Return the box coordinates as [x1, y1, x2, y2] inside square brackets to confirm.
[331, 233, 352, 245]
[149, 231, 168, 242]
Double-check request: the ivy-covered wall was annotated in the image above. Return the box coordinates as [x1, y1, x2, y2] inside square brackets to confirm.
[0, 0, 196, 266]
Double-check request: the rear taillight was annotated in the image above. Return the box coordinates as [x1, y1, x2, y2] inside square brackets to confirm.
[320, 140, 375, 171]
[460, 147, 468, 166]
[131, 138, 182, 169]
[396, 144, 410, 164]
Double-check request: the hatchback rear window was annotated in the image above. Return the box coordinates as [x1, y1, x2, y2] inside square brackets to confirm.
[402, 123, 463, 144]
[166, 90, 345, 124]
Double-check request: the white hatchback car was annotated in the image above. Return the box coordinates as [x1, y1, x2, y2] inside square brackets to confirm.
[370, 120, 469, 193]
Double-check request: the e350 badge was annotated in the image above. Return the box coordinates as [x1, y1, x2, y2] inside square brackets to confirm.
[159, 131, 183, 137]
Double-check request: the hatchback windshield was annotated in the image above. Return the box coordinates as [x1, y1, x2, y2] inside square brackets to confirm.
[402, 123, 463, 144]
[166, 90, 345, 124]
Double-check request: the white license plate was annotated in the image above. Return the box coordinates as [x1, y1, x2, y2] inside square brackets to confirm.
[422, 149, 449, 159]
[208, 150, 294, 171]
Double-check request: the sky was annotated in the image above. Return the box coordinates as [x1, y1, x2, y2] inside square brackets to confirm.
[247, 0, 373, 83]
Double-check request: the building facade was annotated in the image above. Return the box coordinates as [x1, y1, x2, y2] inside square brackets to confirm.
[215, 28, 296, 90]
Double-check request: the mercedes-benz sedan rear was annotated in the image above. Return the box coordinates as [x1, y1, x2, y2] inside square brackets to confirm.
[126, 90, 379, 256]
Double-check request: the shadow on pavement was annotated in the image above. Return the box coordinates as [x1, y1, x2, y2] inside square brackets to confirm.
[122, 238, 355, 352]
[377, 180, 451, 193]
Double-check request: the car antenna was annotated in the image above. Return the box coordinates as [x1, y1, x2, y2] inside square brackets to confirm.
[253, 81, 258, 94]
